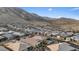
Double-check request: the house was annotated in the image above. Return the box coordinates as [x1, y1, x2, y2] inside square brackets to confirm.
[66, 32, 73, 36]
[0, 36, 7, 42]
[56, 36, 61, 39]
[46, 37, 58, 45]
[47, 44, 59, 51]
[60, 32, 68, 37]
[0, 32, 5, 35]
[60, 32, 73, 37]
[65, 37, 71, 41]
[25, 27, 41, 34]
[47, 42, 76, 51]
[51, 31, 60, 36]
[0, 46, 9, 51]
[2, 33, 15, 40]
[8, 31, 25, 37]
[12, 32, 25, 37]
[71, 35, 79, 42]
[74, 33, 79, 36]
[0, 27, 8, 32]
[3, 41, 31, 51]
[58, 43, 76, 51]
[7, 31, 14, 34]
[21, 35, 44, 47]
[2, 31, 25, 40]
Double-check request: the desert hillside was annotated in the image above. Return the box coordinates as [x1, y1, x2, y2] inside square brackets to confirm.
[0, 7, 79, 31]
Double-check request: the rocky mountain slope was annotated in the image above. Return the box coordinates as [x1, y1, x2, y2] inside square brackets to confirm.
[0, 7, 48, 26]
[0, 7, 79, 31]
[48, 17, 79, 31]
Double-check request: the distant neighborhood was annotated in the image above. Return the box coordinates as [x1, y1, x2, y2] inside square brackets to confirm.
[0, 23, 79, 51]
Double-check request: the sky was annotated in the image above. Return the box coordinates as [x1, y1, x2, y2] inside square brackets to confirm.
[21, 7, 79, 20]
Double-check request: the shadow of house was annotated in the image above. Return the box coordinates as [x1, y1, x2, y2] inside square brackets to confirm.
[46, 37, 58, 45]
[0, 36, 7, 42]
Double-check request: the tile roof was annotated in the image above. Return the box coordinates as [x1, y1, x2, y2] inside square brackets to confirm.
[47, 42, 76, 51]
[47, 44, 59, 51]
[0, 46, 9, 51]
[21, 36, 43, 47]
[3, 41, 31, 51]
[58, 43, 76, 51]
[3, 41, 20, 51]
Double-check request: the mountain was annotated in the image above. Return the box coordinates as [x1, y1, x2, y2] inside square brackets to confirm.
[0, 7, 49, 26]
[48, 17, 79, 31]
[0, 7, 79, 31]
[48, 17, 78, 25]
[0, 7, 26, 24]
[43, 16, 56, 20]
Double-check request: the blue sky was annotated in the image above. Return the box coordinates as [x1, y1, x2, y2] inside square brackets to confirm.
[21, 7, 79, 20]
